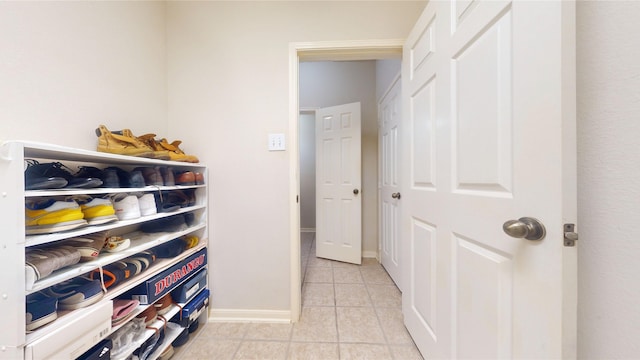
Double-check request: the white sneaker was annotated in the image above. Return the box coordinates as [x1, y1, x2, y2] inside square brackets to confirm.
[112, 194, 141, 220]
[136, 193, 157, 216]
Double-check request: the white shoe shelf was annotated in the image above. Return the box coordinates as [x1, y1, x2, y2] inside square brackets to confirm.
[0, 140, 210, 360]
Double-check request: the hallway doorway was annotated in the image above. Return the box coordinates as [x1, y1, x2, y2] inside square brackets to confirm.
[290, 40, 404, 322]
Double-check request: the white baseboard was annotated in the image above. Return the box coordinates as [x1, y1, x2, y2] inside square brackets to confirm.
[362, 250, 378, 259]
[209, 309, 292, 323]
[300, 228, 316, 233]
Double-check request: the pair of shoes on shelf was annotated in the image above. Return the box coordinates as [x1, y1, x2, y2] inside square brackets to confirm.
[96, 125, 169, 160]
[103, 235, 131, 253]
[26, 292, 58, 331]
[104, 167, 146, 188]
[135, 325, 165, 360]
[77, 166, 149, 189]
[62, 230, 111, 262]
[89, 250, 156, 290]
[159, 344, 174, 360]
[111, 192, 159, 220]
[139, 214, 191, 234]
[42, 277, 104, 311]
[182, 235, 200, 250]
[136, 303, 159, 326]
[25, 245, 82, 287]
[24, 160, 103, 190]
[31, 280, 120, 331]
[172, 327, 190, 347]
[70, 195, 118, 226]
[25, 195, 117, 235]
[153, 238, 187, 259]
[109, 317, 147, 358]
[90, 261, 134, 290]
[85, 166, 182, 188]
[137, 133, 199, 163]
[174, 171, 204, 186]
[97, 125, 199, 163]
[154, 294, 173, 317]
[25, 198, 88, 235]
[156, 189, 196, 209]
[134, 166, 175, 187]
[63, 231, 130, 262]
[122, 251, 156, 277]
[75, 166, 120, 188]
[153, 191, 181, 214]
[112, 299, 139, 327]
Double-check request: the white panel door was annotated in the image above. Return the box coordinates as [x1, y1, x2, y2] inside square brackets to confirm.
[402, 1, 577, 358]
[379, 76, 403, 290]
[316, 102, 362, 264]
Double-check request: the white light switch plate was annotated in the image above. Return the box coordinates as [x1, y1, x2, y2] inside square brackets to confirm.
[268, 133, 286, 151]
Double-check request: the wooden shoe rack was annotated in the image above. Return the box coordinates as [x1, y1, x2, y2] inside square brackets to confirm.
[0, 141, 209, 360]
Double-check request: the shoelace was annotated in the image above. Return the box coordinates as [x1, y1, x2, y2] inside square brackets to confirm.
[96, 263, 108, 294]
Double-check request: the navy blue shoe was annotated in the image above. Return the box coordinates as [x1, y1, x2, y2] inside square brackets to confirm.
[45, 277, 104, 310]
[26, 292, 58, 331]
[75, 166, 120, 188]
[24, 160, 67, 190]
[25, 160, 103, 189]
[140, 215, 187, 233]
[154, 238, 186, 259]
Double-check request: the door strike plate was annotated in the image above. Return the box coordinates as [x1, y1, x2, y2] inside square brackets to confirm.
[564, 223, 578, 247]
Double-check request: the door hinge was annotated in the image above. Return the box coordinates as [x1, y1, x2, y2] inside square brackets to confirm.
[296, 195, 299, 203]
[564, 223, 578, 247]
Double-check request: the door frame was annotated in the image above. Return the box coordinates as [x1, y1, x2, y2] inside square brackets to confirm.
[288, 40, 404, 322]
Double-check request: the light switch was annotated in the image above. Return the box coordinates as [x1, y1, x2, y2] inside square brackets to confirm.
[268, 133, 286, 151]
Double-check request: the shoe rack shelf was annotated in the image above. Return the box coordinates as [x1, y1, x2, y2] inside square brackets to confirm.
[25, 242, 207, 345]
[28, 231, 206, 293]
[110, 294, 206, 360]
[25, 205, 205, 248]
[25, 184, 205, 198]
[0, 140, 210, 360]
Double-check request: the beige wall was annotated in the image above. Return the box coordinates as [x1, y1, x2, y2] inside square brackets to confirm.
[166, 1, 426, 312]
[9, 3, 638, 356]
[576, 1, 640, 358]
[0, 1, 167, 148]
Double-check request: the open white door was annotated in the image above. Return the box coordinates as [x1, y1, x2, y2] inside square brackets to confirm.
[402, 1, 577, 358]
[379, 76, 403, 290]
[316, 102, 362, 264]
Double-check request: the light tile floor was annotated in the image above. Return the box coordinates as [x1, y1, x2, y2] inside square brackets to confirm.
[176, 232, 423, 359]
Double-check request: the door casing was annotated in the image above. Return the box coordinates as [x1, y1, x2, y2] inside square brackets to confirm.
[289, 40, 405, 322]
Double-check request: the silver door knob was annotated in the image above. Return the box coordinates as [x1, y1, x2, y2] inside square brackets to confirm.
[391, 192, 401, 199]
[502, 217, 546, 241]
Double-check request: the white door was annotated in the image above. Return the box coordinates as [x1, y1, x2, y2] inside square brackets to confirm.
[316, 102, 362, 264]
[402, 1, 577, 359]
[379, 76, 403, 290]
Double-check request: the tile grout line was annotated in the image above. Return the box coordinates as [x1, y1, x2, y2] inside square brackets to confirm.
[331, 257, 342, 359]
[229, 322, 249, 359]
[362, 260, 397, 359]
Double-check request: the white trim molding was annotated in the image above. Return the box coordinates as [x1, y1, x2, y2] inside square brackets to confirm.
[209, 309, 292, 324]
[363, 250, 379, 260]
